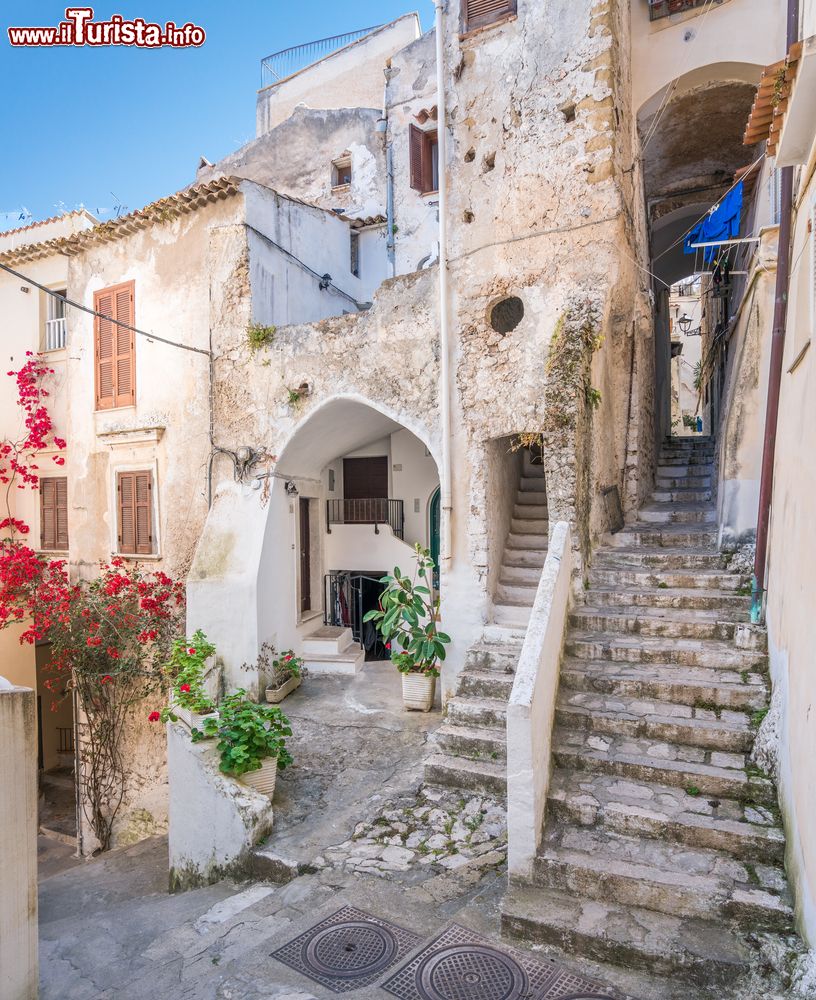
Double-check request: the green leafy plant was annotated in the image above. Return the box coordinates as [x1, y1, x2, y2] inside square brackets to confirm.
[270, 648, 304, 687]
[364, 545, 450, 677]
[585, 386, 602, 410]
[160, 630, 217, 723]
[191, 689, 292, 776]
[685, 785, 701, 797]
[286, 382, 310, 407]
[247, 322, 276, 351]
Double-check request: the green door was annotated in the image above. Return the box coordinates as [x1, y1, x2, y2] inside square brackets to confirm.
[429, 487, 441, 589]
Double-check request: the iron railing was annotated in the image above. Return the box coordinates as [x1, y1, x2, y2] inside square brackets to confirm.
[648, 0, 721, 20]
[324, 571, 387, 649]
[261, 25, 383, 87]
[57, 726, 74, 753]
[45, 316, 67, 351]
[326, 498, 404, 539]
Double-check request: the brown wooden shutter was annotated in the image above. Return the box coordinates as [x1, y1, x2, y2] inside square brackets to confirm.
[94, 281, 135, 410]
[117, 470, 152, 554]
[40, 477, 68, 551]
[55, 477, 68, 550]
[464, 0, 516, 32]
[409, 124, 425, 192]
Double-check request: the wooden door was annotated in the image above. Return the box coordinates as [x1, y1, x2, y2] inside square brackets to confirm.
[343, 457, 388, 499]
[299, 498, 311, 614]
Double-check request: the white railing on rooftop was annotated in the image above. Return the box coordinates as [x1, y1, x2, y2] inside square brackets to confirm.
[260, 25, 383, 87]
[44, 317, 66, 351]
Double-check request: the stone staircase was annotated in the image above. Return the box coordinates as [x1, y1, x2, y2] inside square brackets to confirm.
[501, 436, 795, 991]
[424, 451, 548, 798]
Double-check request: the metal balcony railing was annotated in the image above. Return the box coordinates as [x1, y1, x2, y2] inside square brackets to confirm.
[326, 498, 404, 539]
[261, 25, 383, 87]
[648, 0, 721, 20]
[45, 316, 67, 351]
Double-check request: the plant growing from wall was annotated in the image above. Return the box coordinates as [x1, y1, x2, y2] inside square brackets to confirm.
[191, 689, 293, 776]
[363, 545, 450, 677]
[286, 382, 310, 407]
[159, 630, 217, 722]
[246, 322, 276, 352]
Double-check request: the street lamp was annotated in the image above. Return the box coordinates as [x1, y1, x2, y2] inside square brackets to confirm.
[678, 313, 693, 335]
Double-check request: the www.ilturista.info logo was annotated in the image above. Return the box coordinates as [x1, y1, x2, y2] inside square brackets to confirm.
[7, 7, 206, 48]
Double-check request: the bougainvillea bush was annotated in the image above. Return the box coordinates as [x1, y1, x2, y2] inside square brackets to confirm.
[0, 356, 186, 850]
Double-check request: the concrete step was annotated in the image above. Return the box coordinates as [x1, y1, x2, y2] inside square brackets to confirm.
[505, 532, 549, 551]
[424, 752, 506, 797]
[552, 728, 775, 805]
[604, 525, 719, 549]
[482, 623, 528, 644]
[651, 489, 713, 503]
[555, 694, 754, 752]
[560, 658, 768, 711]
[534, 831, 792, 931]
[502, 547, 548, 568]
[515, 491, 548, 506]
[302, 625, 355, 656]
[499, 563, 542, 585]
[547, 770, 786, 863]
[569, 606, 739, 641]
[565, 631, 767, 669]
[513, 503, 548, 519]
[464, 641, 522, 674]
[657, 455, 715, 468]
[302, 647, 365, 675]
[519, 476, 547, 492]
[593, 547, 727, 570]
[510, 517, 548, 534]
[491, 602, 532, 627]
[587, 586, 749, 613]
[589, 568, 745, 592]
[501, 883, 750, 987]
[458, 669, 515, 700]
[446, 695, 508, 729]
[496, 581, 537, 605]
[434, 722, 506, 763]
[638, 505, 717, 525]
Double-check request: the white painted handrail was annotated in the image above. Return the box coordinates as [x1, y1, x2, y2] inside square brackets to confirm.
[506, 521, 573, 880]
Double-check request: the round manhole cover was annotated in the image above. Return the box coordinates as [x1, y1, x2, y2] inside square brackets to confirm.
[303, 921, 399, 981]
[416, 944, 530, 1000]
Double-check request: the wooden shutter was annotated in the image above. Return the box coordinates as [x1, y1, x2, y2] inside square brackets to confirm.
[463, 0, 516, 32]
[343, 457, 388, 500]
[94, 281, 135, 410]
[40, 477, 68, 551]
[118, 471, 153, 554]
[409, 124, 425, 192]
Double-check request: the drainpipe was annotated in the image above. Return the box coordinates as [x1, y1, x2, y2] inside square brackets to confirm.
[751, 0, 800, 623]
[435, 0, 453, 563]
[383, 66, 397, 278]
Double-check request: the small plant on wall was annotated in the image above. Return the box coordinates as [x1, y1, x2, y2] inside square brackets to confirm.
[286, 382, 310, 408]
[246, 322, 276, 351]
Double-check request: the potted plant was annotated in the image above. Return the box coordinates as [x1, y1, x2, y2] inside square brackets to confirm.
[191, 689, 292, 799]
[363, 545, 450, 712]
[160, 630, 218, 729]
[263, 645, 305, 704]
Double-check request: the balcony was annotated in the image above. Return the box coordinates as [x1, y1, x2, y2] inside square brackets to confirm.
[261, 25, 382, 87]
[44, 316, 67, 351]
[648, 0, 722, 21]
[326, 498, 404, 539]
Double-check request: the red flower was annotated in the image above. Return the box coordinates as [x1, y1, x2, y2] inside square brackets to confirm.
[148, 711, 160, 722]
[179, 683, 191, 693]
[283, 654, 292, 662]
[186, 647, 196, 656]
[385, 642, 391, 650]
[86, 636, 102, 647]
[100, 675, 112, 684]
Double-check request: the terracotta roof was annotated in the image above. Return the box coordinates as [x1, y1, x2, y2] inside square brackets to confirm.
[0, 176, 243, 266]
[0, 208, 96, 239]
[345, 213, 387, 228]
[743, 40, 803, 155]
[734, 159, 763, 197]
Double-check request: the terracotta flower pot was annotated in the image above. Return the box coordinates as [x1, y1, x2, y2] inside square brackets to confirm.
[402, 672, 436, 712]
[265, 673, 302, 704]
[239, 758, 278, 799]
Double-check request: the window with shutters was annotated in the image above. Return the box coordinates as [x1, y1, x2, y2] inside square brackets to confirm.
[462, 0, 517, 33]
[117, 470, 154, 555]
[332, 154, 352, 188]
[40, 477, 68, 551]
[94, 280, 135, 410]
[409, 126, 439, 194]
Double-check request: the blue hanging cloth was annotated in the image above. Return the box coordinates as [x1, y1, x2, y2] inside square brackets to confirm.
[684, 181, 744, 263]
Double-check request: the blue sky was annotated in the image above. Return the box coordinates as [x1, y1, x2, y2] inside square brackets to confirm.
[0, 2, 422, 229]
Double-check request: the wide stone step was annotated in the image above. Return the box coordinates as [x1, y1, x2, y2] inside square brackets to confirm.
[515, 491, 548, 506]
[605, 525, 718, 549]
[565, 632, 767, 669]
[657, 456, 715, 468]
[424, 752, 505, 797]
[482, 623, 528, 644]
[513, 503, 548, 519]
[446, 695, 507, 729]
[655, 474, 712, 489]
[510, 517, 548, 534]
[533, 833, 792, 931]
[519, 476, 547, 492]
[638, 505, 717, 525]
[587, 586, 749, 613]
[434, 722, 506, 762]
[464, 641, 522, 674]
[502, 547, 548, 568]
[593, 547, 727, 570]
[589, 568, 744, 592]
[458, 669, 515, 700]
[547, 770, 785, 863]
[555, 696, 754, 752]
[499, 563, 541, 585]
[496, 581, 537, 605]
[552, 728, 775, 805]
[501, 883, 750, 987]
[570, 606, 738, 641]
[491, 602, 532, 627]
[560, 658, 768, 711]
[651, 489, 712, 503]
[505, 532, 549, 551]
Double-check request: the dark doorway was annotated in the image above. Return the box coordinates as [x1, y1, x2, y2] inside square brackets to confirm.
[343, 456, 388, 499]
[429, 487, 441, 590]
[299, 498, 311, 614]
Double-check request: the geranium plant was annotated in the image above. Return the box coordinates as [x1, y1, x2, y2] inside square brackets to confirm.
[363, 544, 450, 677]
[159, 629, 217, 723]
[269, 648, 303, 686]
[191, 689, 293, 776]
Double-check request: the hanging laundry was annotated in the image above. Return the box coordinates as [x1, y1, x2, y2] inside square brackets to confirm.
[684, 181, 744, 263]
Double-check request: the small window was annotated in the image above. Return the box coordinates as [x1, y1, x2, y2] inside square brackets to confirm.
[350, 230, 360, 277]
[44, 289, 67, 351]
[332, 155, 352, 188]
[40, 477, 68, 551]
[409, 126, 439, 194]
[117, 470, 154, 555]
[462, 0, 517, 33]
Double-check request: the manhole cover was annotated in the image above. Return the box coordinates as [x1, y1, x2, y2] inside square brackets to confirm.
[271, 905, 421, 994]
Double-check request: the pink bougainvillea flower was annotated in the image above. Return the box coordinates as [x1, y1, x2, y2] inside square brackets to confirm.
[148, 711, 161, 723]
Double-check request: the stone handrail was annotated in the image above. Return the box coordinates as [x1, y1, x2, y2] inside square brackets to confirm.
[506, 521, 573, 880]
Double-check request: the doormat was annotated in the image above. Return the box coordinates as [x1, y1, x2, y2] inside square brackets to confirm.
[270, 904, 422, 994]
[381, 923, 615, 1000]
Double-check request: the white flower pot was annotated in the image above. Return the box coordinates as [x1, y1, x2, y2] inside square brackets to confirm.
[402, 672, 436, 712]
[240, 758, 278, 799]
[172, 705, 218, 730]
[265, 673, 302, 704]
